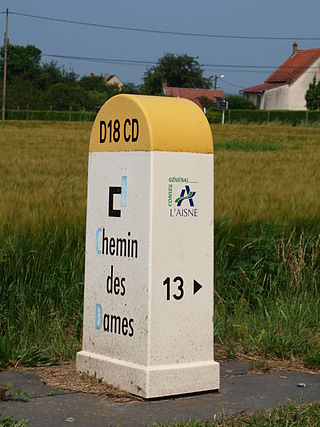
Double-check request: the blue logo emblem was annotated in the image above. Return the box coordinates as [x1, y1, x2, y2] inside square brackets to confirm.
[175, 185, 196, 207]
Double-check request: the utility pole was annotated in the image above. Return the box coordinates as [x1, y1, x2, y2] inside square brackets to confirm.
[214, 75, 218, 90]
[2, 8, 8, 121]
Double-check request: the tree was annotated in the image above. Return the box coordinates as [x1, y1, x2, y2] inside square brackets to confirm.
[0, 44, 42, 85]
[6, 76, 43, 108]
[40, 62, 63, 91]
[79, 74, 107, 92]
[142, 53, 211, 95]
[44, 83, 87, 110]
[305, 77, 320, 110]
[225, 95, 257, 110]
[0, 44, 46, 108]
[84, 84, 121, 110]
[60, 69, 79, 85]
[121, 82, 141, 94]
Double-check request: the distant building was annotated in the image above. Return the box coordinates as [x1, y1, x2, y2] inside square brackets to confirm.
[162, 83, 224, 111]
[242, 42, 320, 110]
[104, 74, 124, 89]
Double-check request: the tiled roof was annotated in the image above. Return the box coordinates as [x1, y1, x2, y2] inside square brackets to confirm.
[242, 82, 285, 93]
[243, 47, 320, 93]
[162, 84, 224, 108]
[266, 49, 320, 84]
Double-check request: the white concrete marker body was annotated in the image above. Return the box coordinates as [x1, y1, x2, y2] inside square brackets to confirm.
[77, 95, 219, 398]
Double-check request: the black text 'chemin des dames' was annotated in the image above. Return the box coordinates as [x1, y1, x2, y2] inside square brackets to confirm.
[96, 228, 139, 258]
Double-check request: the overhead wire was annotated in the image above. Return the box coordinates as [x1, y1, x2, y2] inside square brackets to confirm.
[9, 10, 320, 41]
[42, 53, 156, 67]
[201, 63, 320, 71]
[6, 10, 320, 91]
[7, 11, 320, 74]
[42, 54, 320, 72]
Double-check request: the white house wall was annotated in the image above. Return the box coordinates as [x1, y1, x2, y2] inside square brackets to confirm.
[261, 85, 290, 110]
[287, 56, 320, 110]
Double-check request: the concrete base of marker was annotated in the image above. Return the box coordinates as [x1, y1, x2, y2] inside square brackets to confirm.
[76, 351, 219, 399]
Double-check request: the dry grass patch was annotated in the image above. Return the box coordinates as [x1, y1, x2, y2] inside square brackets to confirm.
[213, 124, 320, 223]
[2, 121, 320, 225]
[9, 362, 142, 401]
[0, 121, 90, 225]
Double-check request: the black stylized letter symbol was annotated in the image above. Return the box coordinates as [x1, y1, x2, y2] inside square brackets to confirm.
[109, 187, 121, 217]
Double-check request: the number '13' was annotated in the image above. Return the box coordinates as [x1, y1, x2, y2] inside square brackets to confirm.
[163, 276, 184, 301]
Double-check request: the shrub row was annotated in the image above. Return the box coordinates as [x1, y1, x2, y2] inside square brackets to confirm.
[5, 109, 97, 121]
[207, 109, 320, 126]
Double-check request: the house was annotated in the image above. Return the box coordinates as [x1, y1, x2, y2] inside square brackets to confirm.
[104, 74, 124, 89]
[242, 43, 320, 110]
[162, 83, 224, 111]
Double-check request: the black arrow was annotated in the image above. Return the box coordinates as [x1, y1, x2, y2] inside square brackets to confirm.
[193, 280, 202, 295]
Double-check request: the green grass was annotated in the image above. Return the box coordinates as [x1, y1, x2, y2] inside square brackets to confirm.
[0, 221, 84, 367]
[214, 221, 320, 366]
[153, 402, 320, 426]
[0, 417, 28, 427]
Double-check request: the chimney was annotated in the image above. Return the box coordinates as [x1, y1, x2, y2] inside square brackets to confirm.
[292, 41, 298, 56]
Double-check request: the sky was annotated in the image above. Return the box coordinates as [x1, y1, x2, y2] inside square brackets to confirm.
[1, 0, 320, 94]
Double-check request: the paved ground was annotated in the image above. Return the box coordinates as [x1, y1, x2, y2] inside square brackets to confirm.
[1, 361, 320, 426]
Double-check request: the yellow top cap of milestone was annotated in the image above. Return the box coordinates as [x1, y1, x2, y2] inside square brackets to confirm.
[89, 94, 213, 153]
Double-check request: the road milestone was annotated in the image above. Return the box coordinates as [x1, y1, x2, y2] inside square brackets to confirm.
[76, 94, 220, 398]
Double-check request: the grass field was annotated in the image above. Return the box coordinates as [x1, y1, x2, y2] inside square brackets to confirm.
[154, 402, 320, 426]
[1, 121, 320, 369]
